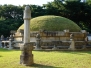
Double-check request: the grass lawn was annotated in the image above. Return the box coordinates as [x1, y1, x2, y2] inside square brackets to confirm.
[0, 48, 91, 68]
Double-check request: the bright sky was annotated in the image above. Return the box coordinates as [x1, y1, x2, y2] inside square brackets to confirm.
[0, 0, 54, 6]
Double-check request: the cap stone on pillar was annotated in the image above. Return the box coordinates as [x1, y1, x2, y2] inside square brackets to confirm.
[23, 6, 31, 20]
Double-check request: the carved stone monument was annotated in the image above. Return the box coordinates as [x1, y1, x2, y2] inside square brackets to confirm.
[20, 6, 34, 66]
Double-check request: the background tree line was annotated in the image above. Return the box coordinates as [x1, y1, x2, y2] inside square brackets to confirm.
[0, 0, 91, 37]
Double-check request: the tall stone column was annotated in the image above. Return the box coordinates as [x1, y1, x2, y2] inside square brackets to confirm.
[20, 6, 34, 66]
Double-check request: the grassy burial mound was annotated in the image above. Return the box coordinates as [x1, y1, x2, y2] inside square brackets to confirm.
[18, 15, 81, 32]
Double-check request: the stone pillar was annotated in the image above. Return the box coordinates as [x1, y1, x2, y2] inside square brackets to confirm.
[68, 34, 76, 50]
[3, 42, 6, 48]
[8, 34, 14, 50]
[23, 6, 31, 44]
[0, 35, 4, 48]
[20, 6, 34, 66]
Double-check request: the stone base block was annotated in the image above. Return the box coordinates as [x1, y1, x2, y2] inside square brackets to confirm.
[68, 47, 76, 50]
[20, 54, 33, 66]
[20, 43, 34, 66]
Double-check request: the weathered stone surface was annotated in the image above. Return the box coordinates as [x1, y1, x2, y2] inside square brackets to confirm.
[20, 43, 34, 65]
[20, 54, 33, 65]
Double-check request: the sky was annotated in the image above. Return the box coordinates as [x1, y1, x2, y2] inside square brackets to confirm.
[0, 0, 54, 6]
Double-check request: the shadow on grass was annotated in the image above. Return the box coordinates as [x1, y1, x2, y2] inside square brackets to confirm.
[30, 63, 63, 68]
[0, 55, 2, 57]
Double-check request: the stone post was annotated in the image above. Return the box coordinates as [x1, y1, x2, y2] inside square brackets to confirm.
[0, 35, 4, 48]
[8, 39, 12, 50]
[20, 6, 34, 66]
[8, 34, 14, 50]
[3, 42, 6, 49]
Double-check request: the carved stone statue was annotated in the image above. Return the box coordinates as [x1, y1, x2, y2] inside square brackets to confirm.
[69, 33, 75, 50]
[9, 34, 14, 41]
[36, 33, 40, 39]
[35, 33, 41, 50]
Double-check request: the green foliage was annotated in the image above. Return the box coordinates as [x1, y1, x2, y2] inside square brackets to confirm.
[18, 15, 81, 32]
[43, 0, 66, 16]
[0, 5, 23, 37]
[0, 48, 91, 68]
[0, 5, 46, 37]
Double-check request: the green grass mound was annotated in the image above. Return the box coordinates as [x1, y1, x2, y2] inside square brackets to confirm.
[18, 15, 81, 32]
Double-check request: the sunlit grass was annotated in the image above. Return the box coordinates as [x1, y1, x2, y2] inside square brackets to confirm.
[0, 48, 91, 68]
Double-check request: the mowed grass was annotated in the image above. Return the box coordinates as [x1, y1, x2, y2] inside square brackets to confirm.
[0, 48, 91, 68]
